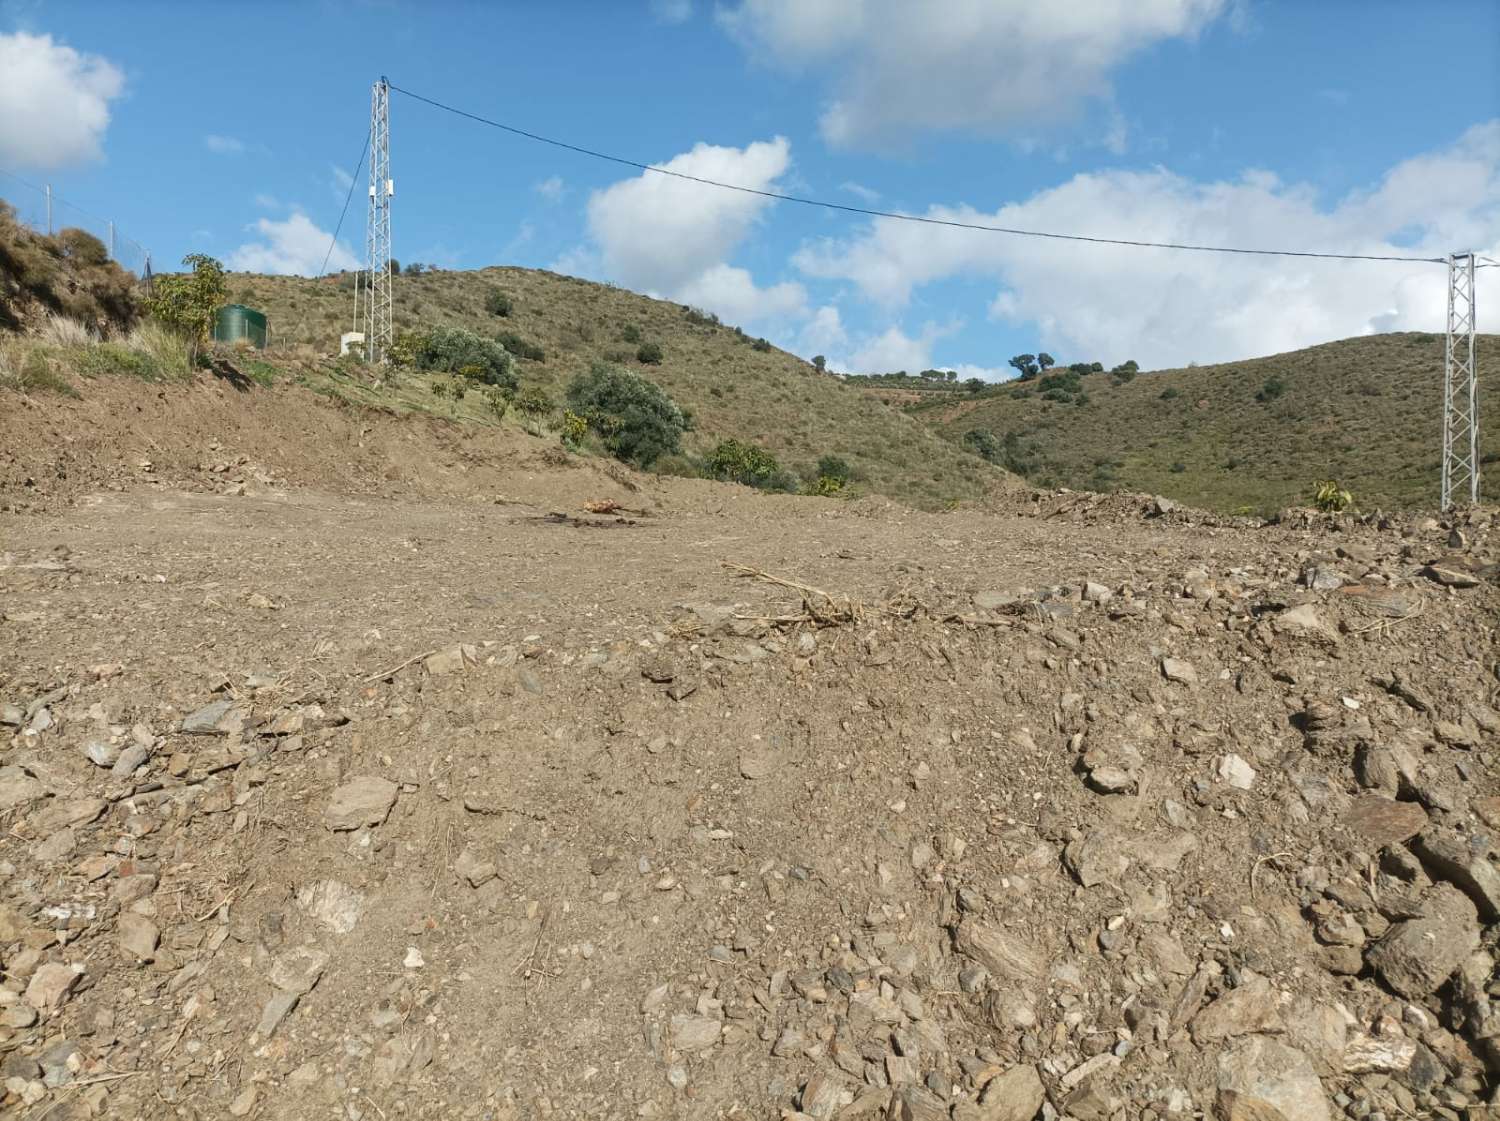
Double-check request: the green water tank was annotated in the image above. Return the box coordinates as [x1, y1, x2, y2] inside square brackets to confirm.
[213, 304, 268, 349]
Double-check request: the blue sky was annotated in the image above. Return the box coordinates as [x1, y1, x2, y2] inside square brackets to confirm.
[1, 0, 1497, 376]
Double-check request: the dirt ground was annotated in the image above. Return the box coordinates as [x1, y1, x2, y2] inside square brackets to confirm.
[1, 379, 1498, 1121]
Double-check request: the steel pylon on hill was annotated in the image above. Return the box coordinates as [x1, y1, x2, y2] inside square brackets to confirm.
[1441, 252, 1479, 510]
[362, 77, 394, 365]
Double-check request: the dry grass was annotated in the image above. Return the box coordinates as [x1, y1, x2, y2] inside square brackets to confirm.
[229, 266, 1010, 510]
[907, 332, 1499, 513]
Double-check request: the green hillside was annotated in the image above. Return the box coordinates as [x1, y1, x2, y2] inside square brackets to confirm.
[902, 333, 1496, 513]
[231, 266, 1008, 509]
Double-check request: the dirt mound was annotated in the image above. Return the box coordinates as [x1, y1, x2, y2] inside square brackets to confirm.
[1, 460, 1497, 1119]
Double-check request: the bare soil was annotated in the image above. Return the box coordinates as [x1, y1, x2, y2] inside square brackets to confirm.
[1, 379, 1498, 1121]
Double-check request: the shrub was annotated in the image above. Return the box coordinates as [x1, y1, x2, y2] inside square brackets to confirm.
[636, 341, 663, 365]
[752, 337, 772, 353]
[1170, 461, 1187, 473]
[414, 325, 517, 389]
[621, 324, 642, 344]
[682, 307, 719, 328]
[812, 355, 827, 372]
[1256, 375, 1286, 402]
[56, 228, 109, 266]
[962, 428, 1002, 463]
[706, 439, 787, 489]
[815, 455, 851, 485]
[1159, 387, 1180, 400]
[514, 385, 553, 419]
[485, 289, 513, 317]
[481, 387, 511, 422]
[146, 253, 227, 355]
[495, 330, 545, 362]
[560, 409, 588, 449]
[76, 342, 160, 381]
[565, 362, 686, 468]
[1313, 480, 1353, 512]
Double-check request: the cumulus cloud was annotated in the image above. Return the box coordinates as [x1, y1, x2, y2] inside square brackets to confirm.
[719, 0, 1226, 148]
[228, 211, 358, 276]
[534, 175, 565, 202]
[794, 121, 1500, 368]
[581, 136, 806, 325]
[0, 32, 125, 169]
[205, 134, 245, 155]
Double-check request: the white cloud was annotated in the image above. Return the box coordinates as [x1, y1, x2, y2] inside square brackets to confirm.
[535, 175, 565, 201]
[252, 193, 280, 210]
[228, 211, 358, 276]
[579, 135, 805, 326]
[719, 0, 1226, 148]
[676, 264, 806, 324]
[799, 304, 848, 355]
[651, 0, 693, 23]
[794, 122, 1500, 368]
[205, 134, 245, 155]
[0, 32, 124, 169]
[840, 181, 881, 204]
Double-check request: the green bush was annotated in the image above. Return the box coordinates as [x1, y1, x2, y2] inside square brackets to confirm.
[815, 455, 851, 485]
[485, 289, 512, 317]
[415, 325, 517, 389]
[636, 341, 663, 365]
[706, 438, 784, 487]
[496, 330, 545, 362]
[962, 428, 1002, 463]
[514, 385, 553, 418]
[77, 343, 160, 381]
[1159, 387, 1180, 400]
[1256, 375, 1286, 402]
[621, 324, 642, 344]
[565, 362, 686, 468]
[752, 337, 772, 353]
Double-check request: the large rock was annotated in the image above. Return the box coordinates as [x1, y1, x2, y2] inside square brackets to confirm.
[1410, 827, 1500, 920]
[1272, 604, 1340, 644]
[952, 920, 1045, 985]
[24, 963, 83, 1013]
[1191, 980, 1286, 1043]
[1063, 830, 1131, 887]
[1216, 1035, 1331, 1121]
[324, 776, 398, 830]
[0, 766, 46, 811]
[972, 1064, 1045, 1121]
[1365, 883, 1479, 997]
[1344, 796, 1428, 848]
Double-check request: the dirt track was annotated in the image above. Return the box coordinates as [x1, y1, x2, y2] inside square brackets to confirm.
[2, 412, 1499, 1120]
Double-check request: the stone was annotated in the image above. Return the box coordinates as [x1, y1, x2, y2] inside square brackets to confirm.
[0, 703, 22, 726]
[229, 1088, 258, 1116]
[1083, 582, 1113, 604]
[671, 1014, 721, 1051]
[269, 946, 329, 995]
[801, 1070, 849, 1119]
[1342, 1033, 1415, 1074]
[83, 740, 118, 767]
[1215, 1035, 1331, 1121]
[1273, 604, 1340, 644]
[111, 743, 151, 778]
[1344, 797, 1428, 847]
[117, 912, 159, 961]
[1162, 657, 1198, 685]
[0, 766, 45, 810]
[1191, 980, 1286, 1043]
[893, 1086, 947, 1121]
[1217, 754, 1256, 790]
[425, 644, 477, 675]
[37, 1040, 78, 1088]
[1064, 830, 1131, 887]
[973, 590, 1018, 611]
[1302, 566, 1346, 591]
[1365, 884, 1480, 998]
[455, 847, 498, 888]
[256, 990, 300, 1038]
[296, 879, 367, 934]
[180, 699, 236, 734]
[739, 744, 780, 780]
[24, 963, 82, 1012]
[974, 1064, 1046, 1121]
[1409, 827, 1500, 920]
[952, 920, 1045, 985]
[324, 776, 398, 830]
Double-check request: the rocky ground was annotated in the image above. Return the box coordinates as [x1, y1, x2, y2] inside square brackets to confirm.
[1, 437, 1498, 1120]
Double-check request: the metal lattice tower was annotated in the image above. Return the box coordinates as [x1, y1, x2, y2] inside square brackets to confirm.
[362, 77, 394, 365]
[1441, 252, 1479, 509]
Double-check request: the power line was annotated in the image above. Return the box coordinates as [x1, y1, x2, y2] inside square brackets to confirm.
[318, 131, 370, 277]
[388, 82, 1445, 267]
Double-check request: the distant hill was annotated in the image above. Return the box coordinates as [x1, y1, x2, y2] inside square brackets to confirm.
[232, 266, 1009, 509]
[897, 333, 1496, 513]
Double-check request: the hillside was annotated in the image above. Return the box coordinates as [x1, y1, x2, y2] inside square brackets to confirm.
[903, 333, 1497, 514]
[230, 266, 1007, 509]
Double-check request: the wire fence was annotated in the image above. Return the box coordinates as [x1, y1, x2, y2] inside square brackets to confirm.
[0, 169, 153, 279]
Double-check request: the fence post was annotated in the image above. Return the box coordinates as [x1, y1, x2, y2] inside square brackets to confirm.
[45, 184, 52, 235]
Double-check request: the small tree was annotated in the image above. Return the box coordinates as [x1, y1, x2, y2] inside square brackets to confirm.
[485, 288, 512, 317]
[1037, 353, 1055, 373]
[146, 253, 228, 359]
[388, 258, 401, 275]
[707, 439, 783, 488]
[566, 362, 686, 468]
[414, 325, 517, 389]
[1008, 354, 1040, 380]
[812, 355, 826, 372]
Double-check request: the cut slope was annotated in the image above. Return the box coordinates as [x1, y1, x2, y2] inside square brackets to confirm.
[907, 333, 1496, 513]
[232, 266, 1010, 509]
